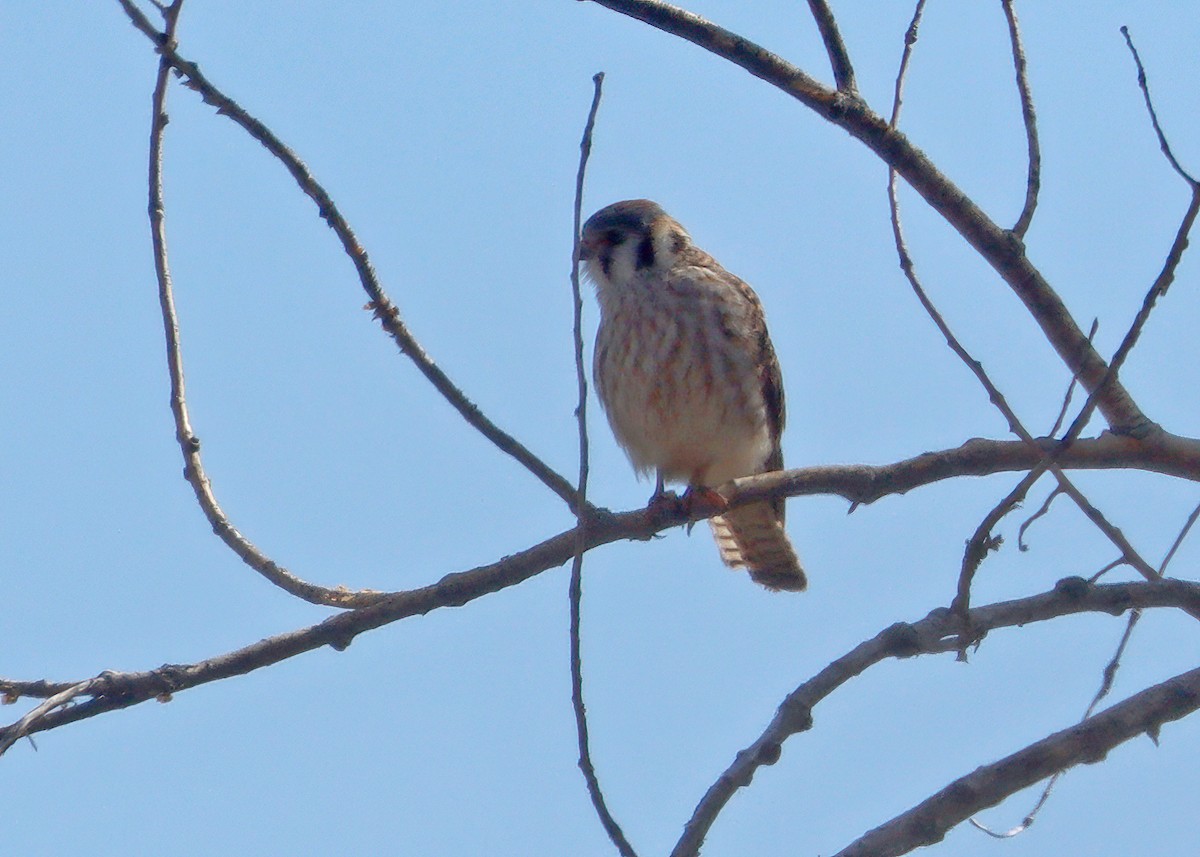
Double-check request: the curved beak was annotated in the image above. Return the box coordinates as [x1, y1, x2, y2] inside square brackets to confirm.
[576, 233, 601, 263]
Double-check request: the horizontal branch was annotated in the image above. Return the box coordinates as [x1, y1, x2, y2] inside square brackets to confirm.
[734, 430, 1200, 508]
[584, 0, 1150, 436]
[5, 430, 1198, 741]
[671, 577, 1200, 856]
[834, 663, 1200, 857]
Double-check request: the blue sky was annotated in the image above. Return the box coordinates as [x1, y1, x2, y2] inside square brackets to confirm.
[3, 2, 1198, 855]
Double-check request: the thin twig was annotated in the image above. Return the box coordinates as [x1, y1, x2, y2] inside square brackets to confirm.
[900, 192, 1162, 611]
[571, 73, 604, 521]
[1121, 26, 1199, 187]
[118, 0, 580, 513]
[888, 0, 927, 128]
[1089, 557, 1126, 584]
[885, 3, 1160, 616]
[566, 72, 638, 857]
[1001, 0, 1041, 238]
[0, 677, 104, 755]
[887, 0, 1029, 616]
[1004, 145, 1198, 576]
[1017, 485, 1062, 551]
[142, 0, 377, 608]
[891, 0, 1042, 620]
[1048, 318, 1099, 437]
[667, 577, 1200, 856]
[969, 607, 1141, 838]
[1008, 40, 1200, 586]
[1042, 32, 1200, 455]
[1159, 500, 1200, 576]
[805, 0, 857, 94]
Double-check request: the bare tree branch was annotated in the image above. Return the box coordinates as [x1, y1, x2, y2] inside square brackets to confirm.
[582, 0, 1150, 434]
[142, 0, 377, 608]
[1047, 318, 1098, 437]
[970, 606, 1141, 838]
[1017, 484, 1063, 551]
[670, 578, 1200, 856]
[1160, 500, 1200, 575]
[567, 72, 639, 857]
[117, 0, 581, 513]
[1001, 0, 1041, 238]
[887, 0, 927, 129]
[805, 0, 857, 94]
[5, 429, 1197, 743]
[1121, 26, 1199, 188]
[834, 660, 1200, 857]
[883, 11, 1161, 613]
[0, 677, 108, 756]
[731, 431, 1200, 509]
[959, 123, 1199, 594]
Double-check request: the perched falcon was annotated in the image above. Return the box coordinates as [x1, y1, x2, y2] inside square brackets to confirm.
[579, 199, 805, 592]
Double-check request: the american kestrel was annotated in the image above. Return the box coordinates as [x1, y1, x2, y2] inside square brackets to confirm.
[580, 199, 805, 592]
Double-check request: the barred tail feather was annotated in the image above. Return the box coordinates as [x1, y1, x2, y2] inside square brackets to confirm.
[710, 502, 807, 592]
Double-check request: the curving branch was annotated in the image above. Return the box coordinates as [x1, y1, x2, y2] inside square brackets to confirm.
[582, 0, 1150, 435]
[1121, 26, 1199, 188]
[6, 431, 1199, 742]
[670, 577, 1200, 856]
[805, 0, 857, 94]
[118, 0, 581, 513]
[883, 0, 1150, 616]
[1001, 0, 1041, 238]
[143, 0, 377, 609]
[882, 5, 1200, 620]
[833, 661, 1200, 857]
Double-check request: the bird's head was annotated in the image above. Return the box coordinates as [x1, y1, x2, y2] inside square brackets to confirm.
[578, 199, 690, 289]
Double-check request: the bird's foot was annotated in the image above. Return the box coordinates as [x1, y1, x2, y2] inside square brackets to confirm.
[680, 486, 728, 533]
[680, 485, 728, 515]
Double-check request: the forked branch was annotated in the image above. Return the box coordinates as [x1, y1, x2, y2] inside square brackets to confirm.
[119, 0, 580, 513]
[583, 0, 1150, 434]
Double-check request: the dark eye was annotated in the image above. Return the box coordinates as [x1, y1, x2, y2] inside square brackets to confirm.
[605, 229, 626, 246]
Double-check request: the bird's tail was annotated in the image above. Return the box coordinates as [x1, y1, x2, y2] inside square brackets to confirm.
[710, 501, 807, 592]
